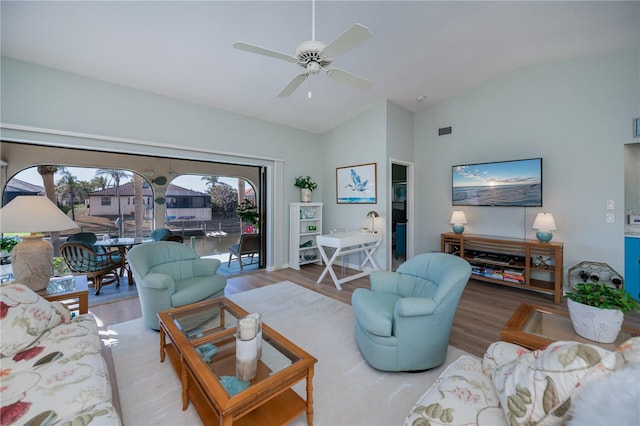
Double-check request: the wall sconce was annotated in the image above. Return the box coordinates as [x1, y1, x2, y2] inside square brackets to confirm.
[533, 212, 556, 242]
[450, 211, 467, 234]
[367, 211, 379, 233]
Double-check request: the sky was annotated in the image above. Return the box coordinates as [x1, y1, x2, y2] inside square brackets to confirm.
[12, 166, 238, 193]
[452, 158, 542, 188]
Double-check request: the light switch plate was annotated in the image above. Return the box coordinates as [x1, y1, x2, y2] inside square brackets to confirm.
[606, 212, 615, 223]
[606, 200, 615, 210]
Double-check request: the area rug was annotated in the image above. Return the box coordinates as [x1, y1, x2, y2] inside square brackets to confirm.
[108, 281, 473, 425]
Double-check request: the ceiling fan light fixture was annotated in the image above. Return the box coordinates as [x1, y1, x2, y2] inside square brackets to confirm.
[232, 3, 373, 97]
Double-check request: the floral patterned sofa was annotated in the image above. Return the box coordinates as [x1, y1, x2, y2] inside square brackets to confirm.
[405, 336, 639, 425]
[0, 283, 121, 425]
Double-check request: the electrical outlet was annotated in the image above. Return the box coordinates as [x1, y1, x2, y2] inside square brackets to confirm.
[606, 200, 615, 210]
[606, 212, 615, 223]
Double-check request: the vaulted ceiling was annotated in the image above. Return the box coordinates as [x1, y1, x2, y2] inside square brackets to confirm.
[2, 1, 638, 134]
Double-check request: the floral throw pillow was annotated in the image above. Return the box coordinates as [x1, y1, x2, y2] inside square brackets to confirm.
[492, 340, 617, 426]
[0, 283, 71, 356]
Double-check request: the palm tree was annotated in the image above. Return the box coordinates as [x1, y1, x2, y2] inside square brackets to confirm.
[95, 169, 131, 236]
[201, 176, 219, 192]
[91, 176, 109, 191]
[133, 174, 144, 237]
[57, 169, 83, 221]
[37, 166, 62, 255]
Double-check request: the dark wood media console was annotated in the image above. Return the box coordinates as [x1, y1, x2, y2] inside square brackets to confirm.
[441, 232, 564, 304]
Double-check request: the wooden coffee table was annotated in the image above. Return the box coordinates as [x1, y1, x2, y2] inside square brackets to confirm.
[158, 297, 317, 426]
[501, 303, 640, 350]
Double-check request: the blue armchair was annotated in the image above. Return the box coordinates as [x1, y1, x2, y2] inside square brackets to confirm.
[351, 253, 471, 371]
[127, 241, 227, 330]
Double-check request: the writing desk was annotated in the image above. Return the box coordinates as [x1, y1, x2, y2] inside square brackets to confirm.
[316, 231, 383, 290]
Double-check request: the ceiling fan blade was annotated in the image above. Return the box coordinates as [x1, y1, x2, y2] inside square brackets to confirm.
[326, 68, 373, 90]
[278, 73, 309, 97]
[233, 41, 298, 63]
[322, 23, 372, 59]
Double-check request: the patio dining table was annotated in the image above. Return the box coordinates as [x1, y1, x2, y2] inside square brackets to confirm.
[95, 237, 152, 285]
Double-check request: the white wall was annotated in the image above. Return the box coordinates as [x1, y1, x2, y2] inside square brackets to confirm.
[0, 57, 323, 269]
[414, 50, 640, 281]
[320, 101, 389, 268]
[3, 50, 639, 281]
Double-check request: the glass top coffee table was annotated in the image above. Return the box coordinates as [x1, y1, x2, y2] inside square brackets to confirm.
[501, 303, 639, 350]
[158, 297, 317, 426]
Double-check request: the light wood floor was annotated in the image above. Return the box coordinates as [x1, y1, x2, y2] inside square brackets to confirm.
[89, 264, 640, 358]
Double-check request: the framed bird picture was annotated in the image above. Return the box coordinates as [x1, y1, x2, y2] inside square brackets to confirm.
[336, 162, 377, 204]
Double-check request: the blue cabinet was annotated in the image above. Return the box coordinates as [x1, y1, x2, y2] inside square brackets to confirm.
[624, 237, 640, 301]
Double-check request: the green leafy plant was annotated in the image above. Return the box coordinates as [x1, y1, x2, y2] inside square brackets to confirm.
[1, 236, 20, 253]
[564, 282, 640, 314]
[294, 176, 318, 191]
[52, 257, 71, 277]
[236, 199, 259, 226]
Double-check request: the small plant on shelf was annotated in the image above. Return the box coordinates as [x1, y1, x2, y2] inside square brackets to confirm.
[564, 282, 640, 314]
[294, 176, 318, 191]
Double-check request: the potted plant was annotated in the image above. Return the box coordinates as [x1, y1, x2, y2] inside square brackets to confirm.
[294, 176, 318, 203]
[236, 199, 259, 233]
[564, 282, 640, 343]
[1, 236, 20, 259]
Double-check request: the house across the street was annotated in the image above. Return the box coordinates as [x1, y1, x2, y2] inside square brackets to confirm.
[88, 182, 211, 222]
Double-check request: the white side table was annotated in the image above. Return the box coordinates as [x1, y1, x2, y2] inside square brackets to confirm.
[316, 231, 383, 290]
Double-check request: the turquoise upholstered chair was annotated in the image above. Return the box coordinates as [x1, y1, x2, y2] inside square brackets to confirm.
[351, 253, 471, 372]
[127, 241, 227, 330]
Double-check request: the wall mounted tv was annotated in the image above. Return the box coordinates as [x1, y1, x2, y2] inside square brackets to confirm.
[452, 158, 542, 207]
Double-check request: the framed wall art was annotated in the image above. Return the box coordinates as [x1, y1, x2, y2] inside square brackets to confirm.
[336, 162, 377, 204]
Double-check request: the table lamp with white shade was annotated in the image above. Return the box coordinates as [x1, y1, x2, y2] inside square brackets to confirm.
[532, 212, 556, 242]
[0, 196, 79, 291]
[450, 211, 468, 234]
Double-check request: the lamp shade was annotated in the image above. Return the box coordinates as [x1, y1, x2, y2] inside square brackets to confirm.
[1, 196, 79, 233]
[532, 213, 556, 231]
[0, 196, 79, 291]
[367, 211, 379, 219]
[450, 211, 467, 224]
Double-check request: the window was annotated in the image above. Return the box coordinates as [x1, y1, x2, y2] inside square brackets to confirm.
[101, 197, 111, 206]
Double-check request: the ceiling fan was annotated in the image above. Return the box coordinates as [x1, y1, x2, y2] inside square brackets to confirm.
[233, 0, 373, 97]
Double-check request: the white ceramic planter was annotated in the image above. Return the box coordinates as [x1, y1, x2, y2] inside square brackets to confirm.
[300, 188, 312, 202]
[567, 298, 623, 343]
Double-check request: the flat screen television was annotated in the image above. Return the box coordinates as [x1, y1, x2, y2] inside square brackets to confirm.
[452, 158, 542, 207]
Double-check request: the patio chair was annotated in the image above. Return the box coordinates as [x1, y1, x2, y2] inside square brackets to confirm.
[67, 231, 124, 273]
[164, 234, 184, 243]
[60, 242, 123, 295]
[228, 234, 260, 270]
[150, 228, 173, 241]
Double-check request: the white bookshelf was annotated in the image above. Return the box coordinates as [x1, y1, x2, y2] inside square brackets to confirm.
[289, 202, 323, 270]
